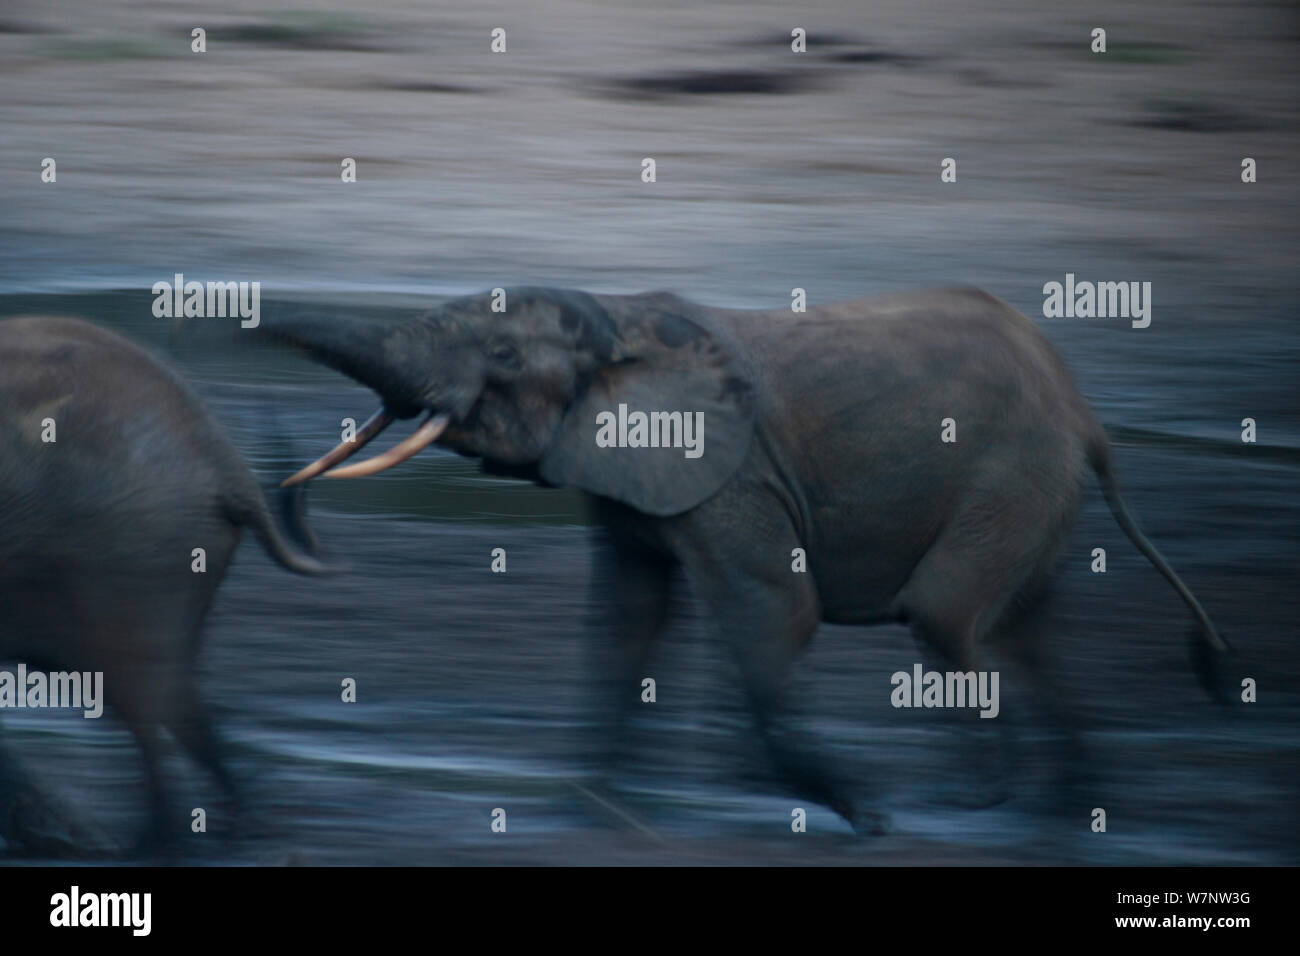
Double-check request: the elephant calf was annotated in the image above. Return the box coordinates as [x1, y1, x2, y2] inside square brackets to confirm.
[0, 316, 326, 855]
[266, 286, 1228, 833]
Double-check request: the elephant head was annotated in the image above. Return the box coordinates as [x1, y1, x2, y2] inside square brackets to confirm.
[268, 288, 756, 516]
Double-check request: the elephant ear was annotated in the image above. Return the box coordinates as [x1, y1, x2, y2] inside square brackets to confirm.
[539, 293, 756, 517]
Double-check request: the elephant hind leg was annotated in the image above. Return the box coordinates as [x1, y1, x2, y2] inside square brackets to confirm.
[992, 592, 1093, 815]
[165, 679, 240, 806]
[905, 612, 1015, 811]
[95, 658, 181, 853]
[890, 495, 1081, 813]
[97, 672, 241, 853]
[116, 712, 174, 855]
[891, 465, 1080, 663]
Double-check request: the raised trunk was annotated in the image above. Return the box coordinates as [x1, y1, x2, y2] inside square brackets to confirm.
[258, 314, 429, 415]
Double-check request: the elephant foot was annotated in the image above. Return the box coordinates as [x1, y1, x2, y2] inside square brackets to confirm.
[923, 780, 1012, 811]
[843, 804, 892, 837]
[768, 743, 887, 836]
[129, 794, 192, 860]
[1041, 770, 1099, 830]
[130, 823, 175, 860]
[822, 787, 891, 836]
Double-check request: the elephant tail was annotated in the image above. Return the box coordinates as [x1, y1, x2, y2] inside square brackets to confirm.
[225, 482, 332, 576]
[1087, 434, 1233, 700]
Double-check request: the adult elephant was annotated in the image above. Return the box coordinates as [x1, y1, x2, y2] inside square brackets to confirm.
[0, 316, 327, 855]
[265, 286, 1228, 832]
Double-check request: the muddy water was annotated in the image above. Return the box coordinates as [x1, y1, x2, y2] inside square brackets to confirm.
[0, 0, 1297, 863]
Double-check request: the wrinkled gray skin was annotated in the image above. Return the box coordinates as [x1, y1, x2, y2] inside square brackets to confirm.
[266, 287, 1227, 832]
[0, 316, 326, 856]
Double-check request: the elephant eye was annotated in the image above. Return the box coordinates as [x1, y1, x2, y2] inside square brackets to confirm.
[488, 339, 522, 370]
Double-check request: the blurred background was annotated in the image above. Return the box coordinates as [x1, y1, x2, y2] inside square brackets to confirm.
[0, 0, 1297, 863]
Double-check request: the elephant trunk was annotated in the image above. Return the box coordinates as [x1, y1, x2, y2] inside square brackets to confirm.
[258, 313, 431, 416]
[259, 313, 463, 485]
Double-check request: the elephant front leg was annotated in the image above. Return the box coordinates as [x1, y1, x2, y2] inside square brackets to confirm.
[683, 551, 888, 836]
[583, 530, 674, 779]
[729, 610, 889, 836]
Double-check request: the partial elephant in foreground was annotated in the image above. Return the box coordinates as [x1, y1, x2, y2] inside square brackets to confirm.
[265, 286, 1229, 832]
[0, 316, 326, 855]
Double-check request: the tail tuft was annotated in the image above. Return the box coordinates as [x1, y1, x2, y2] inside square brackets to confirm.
[1091, 430, 1232, 702]
[1189, 627, 1237, 706]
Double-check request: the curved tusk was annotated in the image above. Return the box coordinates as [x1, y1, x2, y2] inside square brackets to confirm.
[323, 412, 450, 480]
[281, 408, 395, 487]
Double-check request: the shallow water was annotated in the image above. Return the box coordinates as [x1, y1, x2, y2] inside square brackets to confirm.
[1, 0, 1298, 864]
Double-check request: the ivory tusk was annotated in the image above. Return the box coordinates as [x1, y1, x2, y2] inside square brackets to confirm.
[281, 408, 395, 487]
[323, 412, 450, 480]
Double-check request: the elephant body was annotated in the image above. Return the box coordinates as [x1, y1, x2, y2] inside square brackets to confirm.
[0, 316, 324, 854]
[625, 288, 1100, 628]
[267, 286, 1226, 831]
[566, 289, 1112, 826]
